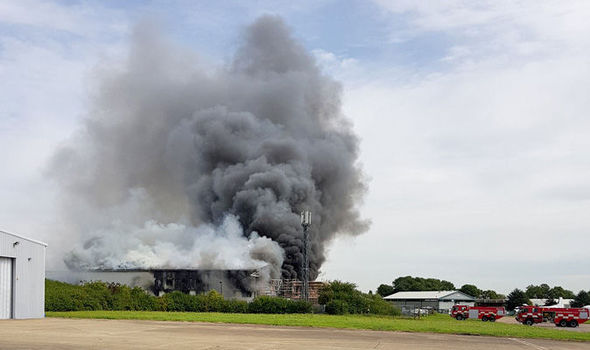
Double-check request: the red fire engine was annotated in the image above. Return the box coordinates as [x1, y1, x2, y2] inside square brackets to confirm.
[515, 306, 589, 327]
[451, 305, 506, 322]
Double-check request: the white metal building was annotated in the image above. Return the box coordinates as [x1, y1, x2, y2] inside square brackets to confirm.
[0, 230, 47, 319]
[530, 297, 574, 308]
[384, 290, 476, 313]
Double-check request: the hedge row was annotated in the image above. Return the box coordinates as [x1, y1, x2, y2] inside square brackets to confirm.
[45, 279, 311, 313]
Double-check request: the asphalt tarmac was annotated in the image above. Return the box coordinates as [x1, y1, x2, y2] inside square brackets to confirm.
[0, 318, 588, 350]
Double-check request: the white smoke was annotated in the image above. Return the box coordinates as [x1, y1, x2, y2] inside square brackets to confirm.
[65, 190, 283, 278]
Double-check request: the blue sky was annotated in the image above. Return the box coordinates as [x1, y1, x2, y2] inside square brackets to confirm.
[2, 0, 590, 294]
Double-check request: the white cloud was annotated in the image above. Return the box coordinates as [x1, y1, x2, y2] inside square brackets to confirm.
[321, 1, 590, 293]
[1, 0, 589, 293]
[0, 0, 128, 249]
[312, 48, 360, 82]
[375, 0, 590, 65]
[0, 0, 127, 36]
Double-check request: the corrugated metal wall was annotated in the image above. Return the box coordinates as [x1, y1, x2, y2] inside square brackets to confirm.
[0, 231, 46, 319]
[0, 257, 12, 319]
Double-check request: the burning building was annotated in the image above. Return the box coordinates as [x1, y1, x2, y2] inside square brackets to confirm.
[48, 16, 368, 294]
[47, 268, 265, 299]
[152, 269, 262, 297]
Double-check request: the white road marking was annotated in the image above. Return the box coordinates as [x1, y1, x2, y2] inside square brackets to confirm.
[509, 338, 548, 350]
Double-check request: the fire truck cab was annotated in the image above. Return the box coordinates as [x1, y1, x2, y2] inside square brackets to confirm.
[516, 305, 589, 327]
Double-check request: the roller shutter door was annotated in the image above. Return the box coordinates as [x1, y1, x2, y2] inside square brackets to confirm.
[0, 257, 12, 319]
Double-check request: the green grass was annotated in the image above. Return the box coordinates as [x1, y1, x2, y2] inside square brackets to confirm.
[46, 311, 590, 342]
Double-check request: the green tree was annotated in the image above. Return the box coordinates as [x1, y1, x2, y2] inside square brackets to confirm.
[564, 290, 576, 299]
[525, 284, 550, 299]
[376, 284, 395, 297]
[549, 286, 565, 299]
[392, 276, 422, 292]
[546, 286, 575, 299]
[392, 276, 455, 292]
[525, 284, 575, 299]
[480, 290, 503, 299]
[506, 288, 531, 311]
[538, 284, 551, 298]
[319, 281, 399, 316]
[459, 284, 481, 298]
[571, 290, 590, 307]
[439, 280, 456, 290]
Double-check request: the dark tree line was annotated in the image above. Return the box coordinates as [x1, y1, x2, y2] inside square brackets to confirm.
[376, 276, 504, 299]
[458, 284, 505, 299]
[571, 291, 590, 307]
[376, 276, 455, 297]
[524, 284, 575, 300]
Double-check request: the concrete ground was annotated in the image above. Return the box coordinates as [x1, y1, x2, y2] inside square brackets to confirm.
[0, 318, 589, 350]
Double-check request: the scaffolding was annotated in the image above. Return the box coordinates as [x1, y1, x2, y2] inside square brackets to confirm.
[265, 279, 324, 304]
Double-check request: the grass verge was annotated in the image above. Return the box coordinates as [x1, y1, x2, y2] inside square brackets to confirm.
[46, 311, 590, 342]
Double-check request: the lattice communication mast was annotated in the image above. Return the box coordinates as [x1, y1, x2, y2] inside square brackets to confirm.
[300, 210, 312, 302]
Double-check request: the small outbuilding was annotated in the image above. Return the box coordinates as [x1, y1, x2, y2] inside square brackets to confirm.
[384, 290, 476, 313]
[0, 230, 47, 319]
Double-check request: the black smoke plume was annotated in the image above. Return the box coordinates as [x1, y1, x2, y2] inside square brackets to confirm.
[51, 16, 369, 281]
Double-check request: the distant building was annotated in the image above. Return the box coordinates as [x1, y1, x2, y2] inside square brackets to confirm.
[0, 230, 46, 319]
[384, 290, 476, 313]
[530, 297, 574, 308]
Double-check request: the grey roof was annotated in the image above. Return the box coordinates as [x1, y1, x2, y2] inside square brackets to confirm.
[0, 230, 47, 247]
[383, 290, 476, 301]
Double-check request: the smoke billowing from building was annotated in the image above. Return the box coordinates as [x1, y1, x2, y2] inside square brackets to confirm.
[50, 16, 369, 283]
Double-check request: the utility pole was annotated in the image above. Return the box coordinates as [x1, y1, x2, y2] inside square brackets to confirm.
[300, 210, 312, 302]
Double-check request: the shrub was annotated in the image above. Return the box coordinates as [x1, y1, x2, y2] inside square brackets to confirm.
[248, 296, 287, 313]
[130, 287, 159, 311]
[223, 299, 249, 313]
[45, 280, 85, 311]
[367, 294, 401, 316]
[202, 290, 225, 312]
[162, 291, 197, 312]
[286, 300, 313, 314]
[248, 296, 311, 314]
[81, 281, 112, 310]
[109, 284, 133, 310]
[325, 300, 348, 315]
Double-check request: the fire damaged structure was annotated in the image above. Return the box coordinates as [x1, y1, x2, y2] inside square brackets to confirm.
[152, 271, 326, 303]
[49, 268, 325, 303]
[152, 269, 260, 297]
[268, 279, 325, 305]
